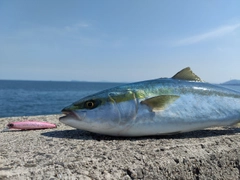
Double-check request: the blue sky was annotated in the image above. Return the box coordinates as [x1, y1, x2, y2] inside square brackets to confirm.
[0, 0, 240, 83]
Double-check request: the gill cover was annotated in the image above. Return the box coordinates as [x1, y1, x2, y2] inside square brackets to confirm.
[108, 90, 138, 124]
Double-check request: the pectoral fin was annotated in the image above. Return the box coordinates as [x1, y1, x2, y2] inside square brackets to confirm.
[141, 95, 179, 111]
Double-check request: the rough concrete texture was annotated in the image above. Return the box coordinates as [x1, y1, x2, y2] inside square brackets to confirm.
[0, 115, 239, 180]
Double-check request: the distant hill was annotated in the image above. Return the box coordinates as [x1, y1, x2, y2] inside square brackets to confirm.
[221, 79, 240, 85]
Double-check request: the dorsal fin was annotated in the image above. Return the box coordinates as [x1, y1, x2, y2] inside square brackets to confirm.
[172, 67, 203, 82]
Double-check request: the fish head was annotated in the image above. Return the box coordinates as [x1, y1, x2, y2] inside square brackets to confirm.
[59, 90, 138, 135]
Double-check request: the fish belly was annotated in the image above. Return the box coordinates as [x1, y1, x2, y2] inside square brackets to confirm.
[122, 93, 240, 136]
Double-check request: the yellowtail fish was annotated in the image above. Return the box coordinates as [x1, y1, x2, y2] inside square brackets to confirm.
[60, 67, 240, 136]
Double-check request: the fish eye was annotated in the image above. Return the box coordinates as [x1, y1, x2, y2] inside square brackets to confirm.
[84, 100, 96, 109]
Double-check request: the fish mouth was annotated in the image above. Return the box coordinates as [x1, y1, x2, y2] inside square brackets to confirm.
[59, 110, 80, 121]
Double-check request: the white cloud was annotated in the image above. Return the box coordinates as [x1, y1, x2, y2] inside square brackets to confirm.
[174, 23, 240, 46]
[64, 22, 90, 32]
[75, 23, 89, 28]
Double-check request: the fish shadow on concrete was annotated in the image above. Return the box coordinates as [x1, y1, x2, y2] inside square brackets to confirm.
[41, 127, 240, 141]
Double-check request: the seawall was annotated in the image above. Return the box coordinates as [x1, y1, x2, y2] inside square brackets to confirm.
[0, 115, 239, 179]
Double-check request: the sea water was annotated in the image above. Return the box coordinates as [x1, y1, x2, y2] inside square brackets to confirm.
[0, 80, 124, 117]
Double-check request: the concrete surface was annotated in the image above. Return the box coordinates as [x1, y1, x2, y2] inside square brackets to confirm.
[0, 115, 239, 180]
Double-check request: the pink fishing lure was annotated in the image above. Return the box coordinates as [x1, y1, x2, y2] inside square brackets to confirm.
[7, 121, 57, 130]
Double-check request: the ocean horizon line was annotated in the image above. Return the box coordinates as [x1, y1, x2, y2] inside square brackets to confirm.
[0, 79, 128, 84]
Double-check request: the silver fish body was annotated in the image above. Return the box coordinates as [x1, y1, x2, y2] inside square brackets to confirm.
[60, 68, 240, 136]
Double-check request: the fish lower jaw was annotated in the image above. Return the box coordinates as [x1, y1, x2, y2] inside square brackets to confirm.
[59, 111, 81, 121]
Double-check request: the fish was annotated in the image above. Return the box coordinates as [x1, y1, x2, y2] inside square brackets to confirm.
[59, 67, 240, 136]
[5, 121, 57, 130]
